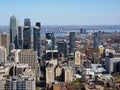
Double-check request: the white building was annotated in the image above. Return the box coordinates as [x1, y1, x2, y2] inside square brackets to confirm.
[0, 46, 7, 62]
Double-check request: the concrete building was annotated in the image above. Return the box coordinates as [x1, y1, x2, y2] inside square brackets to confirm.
[6, 75, 35, 90]
[10, 49, 21, 62]
[0, 33, 10, 56]
[75, 51, 81, 66]
[10, 15, 18, 49]
[0, 75, 6, 90]
[106, 57, 120, 73]
[0, 46, 7, 62]
[63, 66, 73, 82]
[46, 64, 54, 84]
[55, 65, 63, 81]
[18, 49, 37, 72]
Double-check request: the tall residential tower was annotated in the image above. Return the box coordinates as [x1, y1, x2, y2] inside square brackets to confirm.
[23, 18, 31, 49]
[10, 15, 18, 49]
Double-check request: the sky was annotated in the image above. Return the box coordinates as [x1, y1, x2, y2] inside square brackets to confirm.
[0, 0, 120, 25]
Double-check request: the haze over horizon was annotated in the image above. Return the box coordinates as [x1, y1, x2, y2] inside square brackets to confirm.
[0, 0, 120, 25]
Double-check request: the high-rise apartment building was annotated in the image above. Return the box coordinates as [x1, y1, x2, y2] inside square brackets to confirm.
[75, 51, 81, 65]
[23, 18, 31, 49]
[69, 32, 75, 55]
[94, 31, 101, 49]
[0, 46, 7, 62]
[45, 33, 55, 50]
[46, 64, 54, 83]
[10, 15, 18, 49]
[6, 76, 35, 90]
[18, 26, 23, 49]
[33, 22, 41, 58]
[57, 40, 67, 57]
[63, 66, 73, 82]
[0, 32, 10, 55]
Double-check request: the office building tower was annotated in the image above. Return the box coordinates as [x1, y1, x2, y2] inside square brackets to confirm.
[45, 50, 58, 60]
[57, 40, 67, 57]
[33, 22, 41, 58]
[18, 26, 23, 49]
[63, 66, 73, 82]
[23, 18, 31, 49]
[45, 33, 55, 50]
[0, 32, 10, 55]
[18, 49, 37, 72]
[80, 28, 86, 34]
[10, 15, 18, 49]
[6, 76, 36, 90]
[69, 32, 75, 55]
[75, 51, 81, 65]
[46, 64, 54, 83]
[0, 46, 7, 62]
[94, 31, 101, 49]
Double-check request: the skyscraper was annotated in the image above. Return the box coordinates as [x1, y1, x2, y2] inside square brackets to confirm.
[18, 26, 23, 49]
[33, 22, 41, 58]
[18, 49, 37, 72]
[0, 32, 10, 55]
[10, 15, 18, 49]
[45, 33, 55, 50]
[94, 31, 101, 49]
[57, 40, 67, 57]
[23, 18, 31, 49]
[69, 32, 75, 55]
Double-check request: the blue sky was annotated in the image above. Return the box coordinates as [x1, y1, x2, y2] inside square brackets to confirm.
[0, 0, 120, 25]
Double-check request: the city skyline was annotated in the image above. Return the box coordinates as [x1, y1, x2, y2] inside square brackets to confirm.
[0, 0, 120, 25]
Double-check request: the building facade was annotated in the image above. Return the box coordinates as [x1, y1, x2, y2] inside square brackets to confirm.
[0, 33, 10, 56]
[57, 40, 67, 57]
[10, 15, 18, 49]
[45, 33, 55, 50]
[18, 26, 23, 49]
[18, 50, 37, 72]
[0, 46, 7, 62]
[69, 32, 75, 55]
[33, 22, 41, 58]
[23, 18, 31, 49]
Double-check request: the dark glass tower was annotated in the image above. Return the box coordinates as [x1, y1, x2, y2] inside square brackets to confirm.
[18, 26, 23, 49]
[45, 33, 55, 50]
[69, 32, 75, 55]
[10, 15, 18, 49]
[33, 22, 41, 58]
[57, 40, 67, 57]
[94, 31, 101, 49]
[23, 18, 31, 49]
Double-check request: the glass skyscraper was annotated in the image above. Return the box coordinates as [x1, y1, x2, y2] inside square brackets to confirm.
[18, 26, 23, 49]
[10, 15, 18, 49]
[33, 22, 41, 58]
[69, 32, 75, 55]
[23, 18, 31, 49]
